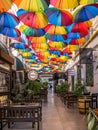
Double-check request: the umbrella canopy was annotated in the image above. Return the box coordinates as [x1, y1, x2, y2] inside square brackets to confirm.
[71, 21, 91, 33]
[19, 25, 45, 36]
[46, 34, 67, 42]
[0, 0, 12, 13]
[66, 38, 85, 45]
[13, 0, 48, 12]
[0, 12, 20, 27]
[44, 24, 67, 34]
[79, 0, 98, 4]
[74, 5, 98, 23]
[67, 32, 81, 39]
[0, 27, 21, 38]
[27, 36, 47, 44]
[17, 9, 48, 28]
[45, 7, 73, 26]
[10, 43, 25, 49]
[48, 41, 64, 50]
[50, 0, 79, 9]
[31, 43, 49, 51]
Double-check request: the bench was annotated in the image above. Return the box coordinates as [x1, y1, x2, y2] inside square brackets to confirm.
[0, 104, 42, 130]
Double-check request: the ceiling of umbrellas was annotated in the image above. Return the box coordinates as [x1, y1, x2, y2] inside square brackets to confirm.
[0, 0, 98, 73]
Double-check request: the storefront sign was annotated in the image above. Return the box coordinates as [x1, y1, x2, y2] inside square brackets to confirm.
[68, 69, 75, 76]
[28, 70, 38, 80]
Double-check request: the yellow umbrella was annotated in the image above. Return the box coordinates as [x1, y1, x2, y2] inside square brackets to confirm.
[20, 52, 32, 57]
[50, 0, 79, 9]
[79, 0, 98, 4]
[0, 0, 12, 13]
[48, 41, 64, 49]
[13, 0, 48, 12]
[67, 45, 78, 52]
[44, 24, 67, 34]
[30, 36, 47, 44]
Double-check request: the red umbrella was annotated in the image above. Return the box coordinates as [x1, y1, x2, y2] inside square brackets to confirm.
[70, 38, 85, 45]
[71, 22, 91, 36]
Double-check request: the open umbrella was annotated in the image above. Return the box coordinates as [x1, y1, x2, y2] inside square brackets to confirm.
[10, 43, 25, 49]
[65, 37, 85, 44]
[67, 32, 81, 39]
[71, 21, 91, 34]
[27, 36, 47, 44]
[0, 12, 20, 27]
[0, 27, 21, 38]
[13, 0, 48, 12]
[74, 5, 98, 23]
[48, 41, 64, 50]
[44, 24, 67, 34]
[50, 0, 79, 9]
[46, 34, 67, 42]
[19, 25, 45, 36]
[79, 0, 98, 4]
[0, 0, 12, 13]
[17, 9, 48, 28]
[45, 7, 73, 26]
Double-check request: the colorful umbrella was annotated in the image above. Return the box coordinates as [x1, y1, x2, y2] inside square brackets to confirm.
[46, 34, 67, 42]
[19, 25, 45, 36]
[74, 5, 98, 22]
[66, 38, 85, 45]
[13, 0, 48, 12]
[0, 27, 21, 38]
[17, 9, 48, 28]
[45, 7, 73, 26]
[0, 0, 12, 13]
[50, 0, 79, 9]
[44, 24, 67, 34]
[0, 12, 20, 27]
[10, 43, 25, 49]
[79, 0, 98, 4]
[70, 39, 85, 45]
[71, 22, 91, 34]
[49, 50, 61, 56]
[27, 36, 47, 44]
[31, 43, 49, 51]
[48, 41, 64, 50]
[67, 32, 81, 39]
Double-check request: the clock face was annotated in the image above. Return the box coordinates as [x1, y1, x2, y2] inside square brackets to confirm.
[28, 70, 38, 80]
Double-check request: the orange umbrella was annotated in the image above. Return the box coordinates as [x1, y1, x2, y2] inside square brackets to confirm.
[0, 0, 12, 13]
[28, 36, 47, 44]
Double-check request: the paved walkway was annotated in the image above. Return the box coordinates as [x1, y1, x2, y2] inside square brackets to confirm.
[4, 89, 87, 130]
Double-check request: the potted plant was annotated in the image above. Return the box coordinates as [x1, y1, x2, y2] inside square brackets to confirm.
[73, 81, 90, 114]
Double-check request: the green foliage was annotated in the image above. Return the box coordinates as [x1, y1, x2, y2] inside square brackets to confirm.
[12, 80, 42, 101]
[87, 109, 98, 130]
[73, 81, 85, 97]
[56, 82, 69, 93]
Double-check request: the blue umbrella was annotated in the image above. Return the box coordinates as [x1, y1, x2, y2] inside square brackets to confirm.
[67, 32, 80, 39]
[46, 33, 67, 42]
[49, 50, 61, 56]
[0, 27, 21, 38]
[74, 5, 98, 23]
[0, 12, 20, 27]
[10, 43, 25, 49]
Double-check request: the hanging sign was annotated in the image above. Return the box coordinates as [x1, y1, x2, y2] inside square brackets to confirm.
[28, 70, 38, 80]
